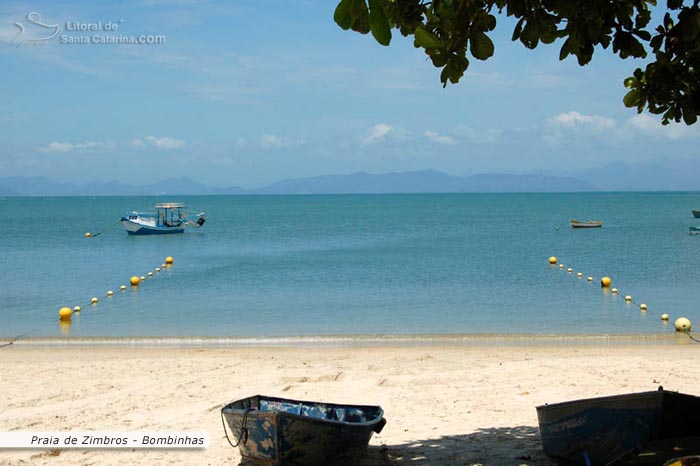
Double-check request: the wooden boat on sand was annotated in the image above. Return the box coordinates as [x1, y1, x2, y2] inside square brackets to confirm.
[221, 395, 386, 465]
[537, 388, 700, 465]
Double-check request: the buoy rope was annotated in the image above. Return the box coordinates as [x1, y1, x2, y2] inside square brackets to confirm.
[0, 329, 34, 348]
[685, 330, 700, 344]
[554, 260, 699, 343]
[90, 219, 122, 237]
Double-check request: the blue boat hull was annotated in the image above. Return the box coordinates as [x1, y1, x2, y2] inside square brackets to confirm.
[537, 389, 700, 465]
[121, 218, 184, 235]
[221, 395, 385, 465]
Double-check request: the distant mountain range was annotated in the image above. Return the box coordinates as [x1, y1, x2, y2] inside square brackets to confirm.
[2, 161, 700, 196]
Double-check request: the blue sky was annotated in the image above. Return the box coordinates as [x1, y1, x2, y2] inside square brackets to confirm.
[1, 1, 699, 187]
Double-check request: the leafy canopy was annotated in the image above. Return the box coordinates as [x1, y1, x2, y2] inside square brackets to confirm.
[334, 0, 700, 125]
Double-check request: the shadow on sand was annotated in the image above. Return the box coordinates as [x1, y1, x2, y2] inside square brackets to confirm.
[359, 425, 558, 465]
[236, 425, 558, 465]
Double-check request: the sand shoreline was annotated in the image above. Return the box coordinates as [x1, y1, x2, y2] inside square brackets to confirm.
[0, 332, 694, 348]
[1, 344, 699, 465]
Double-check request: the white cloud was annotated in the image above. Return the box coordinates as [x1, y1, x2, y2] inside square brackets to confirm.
[626, 114, 700, 141]
[547, 111, 616, 131]
[453, 126, 504, 144]
[130, 138, 146, 148]
[543, 111, 617, 144]
[258, 134, 305, 150]
[39, 141, 113, 153]
[424, 130, 457, 145]
[132, 136, 186, 150]
[361, 123, 394, 144]
[146, 136, 186, 149]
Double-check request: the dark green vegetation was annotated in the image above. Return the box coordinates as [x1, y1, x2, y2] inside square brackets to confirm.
[334, 0, 700, 124]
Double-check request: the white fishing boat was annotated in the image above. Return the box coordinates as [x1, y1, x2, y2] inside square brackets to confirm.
[121, 203, 205, 235]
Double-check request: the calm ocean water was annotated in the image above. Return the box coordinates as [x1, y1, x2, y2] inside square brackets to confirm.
[1, 193, 700, 339]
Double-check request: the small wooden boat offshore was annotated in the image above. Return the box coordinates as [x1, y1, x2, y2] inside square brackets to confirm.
[537, 388, 700, 465]
[120, 203, 205, 235]
[570, 219, 603, 229]
[221, 395, 386, 465]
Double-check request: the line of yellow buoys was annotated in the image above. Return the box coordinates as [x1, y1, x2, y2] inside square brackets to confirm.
[547, 256, 692, 333]
[57, 256, 175, 332]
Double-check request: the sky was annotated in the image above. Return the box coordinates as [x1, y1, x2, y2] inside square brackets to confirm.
[1, 1, 699, 188]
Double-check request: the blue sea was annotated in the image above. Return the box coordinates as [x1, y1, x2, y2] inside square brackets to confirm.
[2, 193, 700, 340]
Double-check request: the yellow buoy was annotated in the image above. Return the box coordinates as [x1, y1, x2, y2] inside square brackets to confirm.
[674, 317, 692, 332]
[120, 285, 127, 291]
[625, 295, 632, 302]
[611, 288, 618, 294]
[548, 256, 557, 265]
[587, 276, 593, 282]
[576, 272, 583, 278]
[130, 276, 140, 286]
[91, 297, 98, 304]
[107, 290, 114, 297]
[73, 306, 81, 313]
[165, 256, 174, 265]
[640, 303, 647, 311]
[600, 276, 611, 288]
[148, 272, 153, 277]
[58, 306, 72, 320]
[567, 268, 573, 273]
[84, 232, 92, 238]
[661, 314, 669, 321]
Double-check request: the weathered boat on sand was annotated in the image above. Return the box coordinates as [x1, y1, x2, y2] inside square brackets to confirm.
[221, 395, 386, 465]
[537, 388, 700, 465]
[570, 219, 603, 229]
[120, 203, 205, 235]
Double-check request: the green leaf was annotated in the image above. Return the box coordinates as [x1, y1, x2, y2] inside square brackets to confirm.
[512, 17, 525, 41]
[623, 89, 641, 108]
[368, 0, 392, 45]
[334, 0, 353, 30]
[414, 27, 442, 49]
[349, 0, 367, 19]
[624, 76, 637, 88]
[559, 38, 571, 60]
[682, 100, 697, 125]
[470, 32, 494, 60]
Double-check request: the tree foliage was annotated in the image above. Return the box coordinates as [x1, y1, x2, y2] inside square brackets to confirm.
[334, 0, 700, 125]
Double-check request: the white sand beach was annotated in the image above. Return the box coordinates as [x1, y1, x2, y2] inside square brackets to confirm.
[1, 342, 699, 465]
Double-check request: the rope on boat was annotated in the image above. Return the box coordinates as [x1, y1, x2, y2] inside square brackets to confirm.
[90, 219, 122, 237]
[221, 408, 250, 448]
